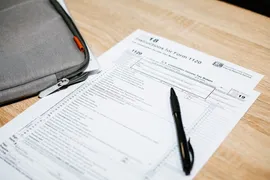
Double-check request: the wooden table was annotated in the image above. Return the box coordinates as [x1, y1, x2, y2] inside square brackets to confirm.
[1, 0, 270, 179]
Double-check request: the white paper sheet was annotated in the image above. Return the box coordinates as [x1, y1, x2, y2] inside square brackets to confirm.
[0, 30, 262, 180]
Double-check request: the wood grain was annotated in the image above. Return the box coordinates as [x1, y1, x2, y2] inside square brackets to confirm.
[1, 0, 270, 179]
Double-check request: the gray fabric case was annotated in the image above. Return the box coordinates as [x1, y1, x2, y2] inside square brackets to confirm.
[0, 0, 87, 106]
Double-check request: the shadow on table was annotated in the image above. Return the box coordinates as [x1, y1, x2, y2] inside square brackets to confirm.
[221, 0, 270, 17]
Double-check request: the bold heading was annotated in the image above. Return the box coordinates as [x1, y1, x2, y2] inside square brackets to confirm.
[135, 37, 202, 64]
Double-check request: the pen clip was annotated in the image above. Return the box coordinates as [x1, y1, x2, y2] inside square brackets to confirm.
[188, 139, 195, 171]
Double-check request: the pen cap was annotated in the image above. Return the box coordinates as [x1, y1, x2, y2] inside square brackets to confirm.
[170, 88, 181, 113]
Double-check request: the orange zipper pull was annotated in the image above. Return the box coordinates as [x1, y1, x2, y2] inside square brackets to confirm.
[73, 36, 84, 52]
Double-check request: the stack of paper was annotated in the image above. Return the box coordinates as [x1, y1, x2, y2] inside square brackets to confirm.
[0, 28, 262, 180]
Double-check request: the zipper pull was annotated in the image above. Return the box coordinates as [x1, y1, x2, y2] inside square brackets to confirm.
[38, 72, 91, 99]
[38, 78, 69, 98]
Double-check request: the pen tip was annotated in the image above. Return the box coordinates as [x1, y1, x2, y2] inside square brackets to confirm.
[184, 166, 191, 176]
[185, 170, 191, 176]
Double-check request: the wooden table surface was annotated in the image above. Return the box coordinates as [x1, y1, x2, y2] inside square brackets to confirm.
[1, 0, 270, 179]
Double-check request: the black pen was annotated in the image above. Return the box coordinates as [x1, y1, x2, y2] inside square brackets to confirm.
[170, 88, 194, 175]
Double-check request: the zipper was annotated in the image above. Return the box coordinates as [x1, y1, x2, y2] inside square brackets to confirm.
[39, 71, 91, 98]
[38, 0, 92, 99]
[39, 78, 69, 98]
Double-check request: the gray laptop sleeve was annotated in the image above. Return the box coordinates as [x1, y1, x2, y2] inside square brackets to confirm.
[0, 0, 90, 106]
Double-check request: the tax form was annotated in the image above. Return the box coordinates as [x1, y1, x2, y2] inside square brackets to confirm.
[0, 30, 263, 180]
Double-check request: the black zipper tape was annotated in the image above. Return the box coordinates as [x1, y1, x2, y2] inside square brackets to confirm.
[49, 0, 90, 80]
[37, 0, 92, 98]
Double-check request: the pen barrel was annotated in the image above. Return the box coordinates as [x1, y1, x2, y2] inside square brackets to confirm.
[173, 112, 191, 173]
[173, 112, 187, 142]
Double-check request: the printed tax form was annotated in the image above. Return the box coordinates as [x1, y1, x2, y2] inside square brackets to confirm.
[0, 30, 263, 180]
